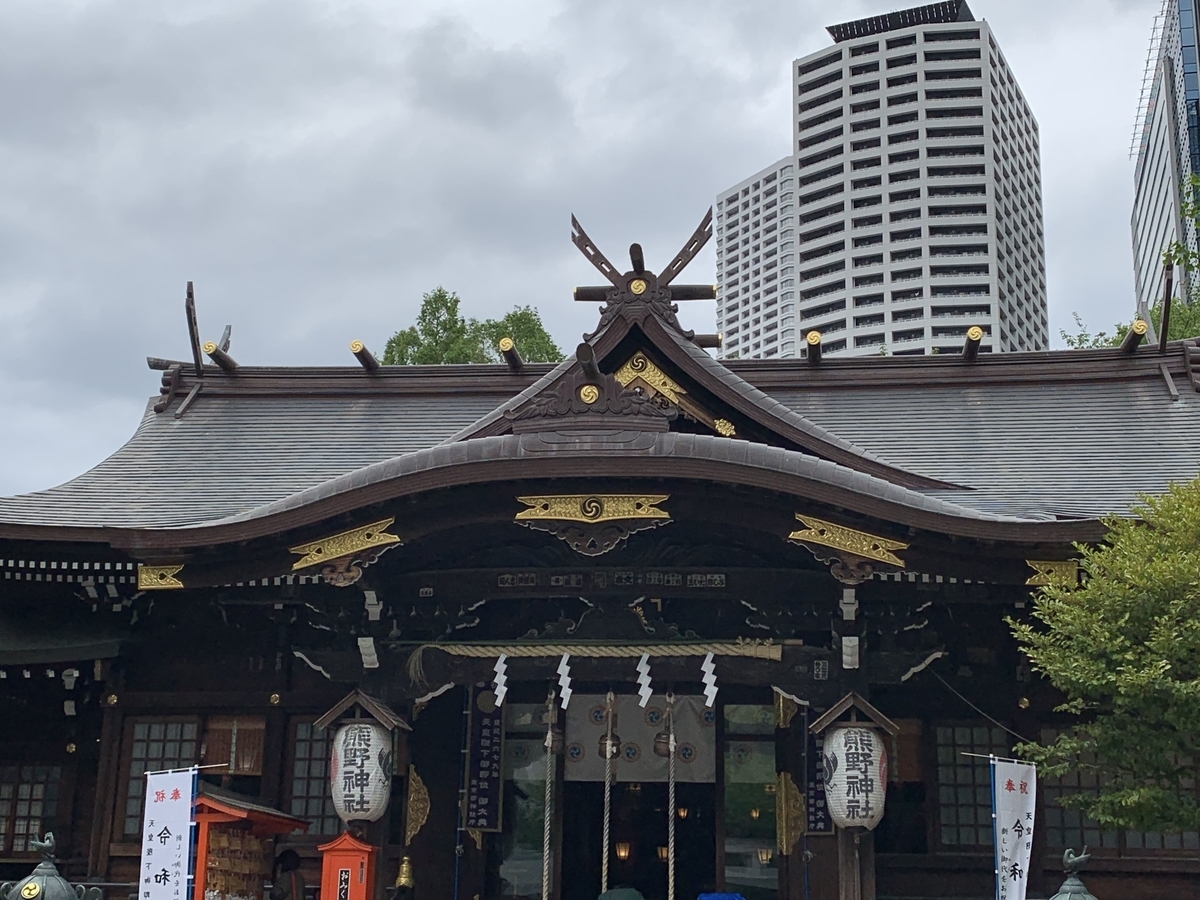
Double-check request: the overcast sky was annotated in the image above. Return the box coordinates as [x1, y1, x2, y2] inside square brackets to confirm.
[0, 0, 1158, 495]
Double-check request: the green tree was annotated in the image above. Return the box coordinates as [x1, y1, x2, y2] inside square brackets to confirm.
[382, 287, 563, 365]
[1010, 478, 1200, 832]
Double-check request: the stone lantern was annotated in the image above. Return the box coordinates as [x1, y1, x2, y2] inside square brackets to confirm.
[0, 834, 101, 900]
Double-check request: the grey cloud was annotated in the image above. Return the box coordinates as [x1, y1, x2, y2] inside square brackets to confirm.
[0, 0, 1164, 495]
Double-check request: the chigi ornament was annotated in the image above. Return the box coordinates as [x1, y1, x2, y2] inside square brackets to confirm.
[330, 722, 393, 823]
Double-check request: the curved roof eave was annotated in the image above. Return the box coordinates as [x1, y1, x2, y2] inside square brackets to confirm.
[0, 431, 1107, 551]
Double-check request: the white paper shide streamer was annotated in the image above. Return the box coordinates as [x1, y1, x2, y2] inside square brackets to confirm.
[822, 725, 887, 831]
[493, 654, 508, 706]
[700, 652, 718, 707]
[557, 653, 573, 708]
[636, 653, 653, 708]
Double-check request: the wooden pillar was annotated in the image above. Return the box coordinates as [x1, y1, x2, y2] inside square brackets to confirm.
[88, 705, 123, 878]
[836, 827, 875, 900]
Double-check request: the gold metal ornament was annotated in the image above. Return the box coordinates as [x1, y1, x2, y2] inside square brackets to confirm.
[578, 384, 600, 404]
[788, 514, 907, 568]
[105, 694, 119, 707]
[966, 325, 984, 341]
[349, 339, 366, 353]
[516, 495, 669, 524]
[395, 856, 415, 889]
[202, 341, 218, 354]
[614, 351, 735, 436]
[1025, 559, 1079, 586]
[290, 518, 402, 571]
[405, 765, 430, 846]
[137, 564, 184, 590]
[629, 279, 648, 295]
[21, 883, 41, 899]
[498, 336, 515, 352]
[269, 693, 281, 706]
[775, 772, 805, 854]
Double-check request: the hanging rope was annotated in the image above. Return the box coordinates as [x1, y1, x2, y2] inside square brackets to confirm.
[542, 689, 555, 900]
[601, 690, 614, 894]
[406, 640, 780, 683]
[667, 692, 677, 900]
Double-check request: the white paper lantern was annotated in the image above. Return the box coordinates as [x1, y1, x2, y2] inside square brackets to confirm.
[330, 722, 393, 823]
[823, 725, 888, 831]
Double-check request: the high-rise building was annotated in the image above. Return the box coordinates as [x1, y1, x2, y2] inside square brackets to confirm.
[1131, 0, 1199, 314]
[716, 0, 1048, 359]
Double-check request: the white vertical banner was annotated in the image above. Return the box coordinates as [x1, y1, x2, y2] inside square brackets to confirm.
[139, 769, 195, 900]
[991, 759, 1037, 900]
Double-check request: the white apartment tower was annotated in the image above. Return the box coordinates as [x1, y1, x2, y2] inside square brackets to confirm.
[716, 1, 1048, 359]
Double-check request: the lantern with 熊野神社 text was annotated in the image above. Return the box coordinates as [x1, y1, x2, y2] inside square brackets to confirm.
[329, 721, 393, 823]
[822, 725, 888, 831]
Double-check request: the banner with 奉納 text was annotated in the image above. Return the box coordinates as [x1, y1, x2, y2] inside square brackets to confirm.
[991, 759, 1037, 900]
[138, 768, 195, 900]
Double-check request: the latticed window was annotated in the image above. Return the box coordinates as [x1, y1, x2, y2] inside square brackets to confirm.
[935, 725, 1008, 847]
[0, 766, 62, 853]
[121, 720, 198, 836]
[289, 723, 339, 836]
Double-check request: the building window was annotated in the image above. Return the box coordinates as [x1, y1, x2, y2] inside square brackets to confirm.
[289, 723, 341, 836]
[935, 725, 1008, 847]
[0, 765, 62, 853]
[120, 720, 199, 837]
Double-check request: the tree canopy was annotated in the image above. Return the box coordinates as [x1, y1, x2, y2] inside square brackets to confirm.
[381, 287, 564, 365]
[1010, 477, 1200, 832]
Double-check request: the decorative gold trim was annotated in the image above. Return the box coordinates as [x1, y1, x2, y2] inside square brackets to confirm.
[966, 325, 984, 341]
[349, 339, 366, 353]
[405, 765, 430, 846]
[774, 692, 799, 729]
[788, 514, 907, 568]
[498, 336, 515, 352]
[629, 279, 647, 295]
[516, 495, 669, 524]
[578, 384, 600, 404]
[1025, 560, 1079, 586]
[775, 772, 805, 854]
[137, 564, 184, 590]
[614, 352, 686, 404]
[713, 418, 736, 437]
[290, 518, 401, 571]
[467, 829, 483, 850]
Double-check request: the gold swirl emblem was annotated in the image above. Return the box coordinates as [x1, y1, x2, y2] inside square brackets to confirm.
[629, 279, 647, 295]
[349, 340, 365, 353]
[21, 883, 41, 899]
[498, 336, 515, 352]
[578, 384, 600, 404]
[965, 326, 983, 342]
[579, 497, 605, 520]
[202, 341, 217, 354]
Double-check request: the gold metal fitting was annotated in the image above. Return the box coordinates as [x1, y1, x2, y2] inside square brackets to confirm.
[806, 331, 822, 346]
[66, 742, 77, 754]
[269, 693, 281, 706]
[578, 384, 600, 404]
[630, 279, 647, 295]
[105, 694, 118, 707]
[498, 336, 515, 352]
[202, 341, 217, 354]
[966, 325, 984, 341]
[349, 340, 365, 353]
[1131, 319, 1149, 335]
[396, 857, 415, 889]
[1018, 697, 1030, 709]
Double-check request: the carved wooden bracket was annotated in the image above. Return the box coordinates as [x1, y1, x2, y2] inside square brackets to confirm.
[614, 351, 736, 437]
